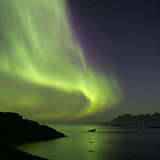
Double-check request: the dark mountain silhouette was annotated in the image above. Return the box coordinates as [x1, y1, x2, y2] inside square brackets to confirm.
[0, 112, 65, 160]
[112, 113, 160, 124]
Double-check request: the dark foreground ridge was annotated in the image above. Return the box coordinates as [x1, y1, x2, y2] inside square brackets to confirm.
[0, 146, 47, 160]
[0, 112, 66, 160]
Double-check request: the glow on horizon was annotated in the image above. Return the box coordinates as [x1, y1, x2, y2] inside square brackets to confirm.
[0, 0, 122, 121]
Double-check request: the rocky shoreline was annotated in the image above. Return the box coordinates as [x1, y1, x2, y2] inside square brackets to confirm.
[0, 112, 66, 160]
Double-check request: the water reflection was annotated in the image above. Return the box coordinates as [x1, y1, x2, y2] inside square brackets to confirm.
[17, 124, 121, 160]
[17, 124, 160, 160]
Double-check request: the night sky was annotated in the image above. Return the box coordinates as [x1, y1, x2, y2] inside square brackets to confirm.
[68, 0, 160, 122]
[0, 0, 160, 123]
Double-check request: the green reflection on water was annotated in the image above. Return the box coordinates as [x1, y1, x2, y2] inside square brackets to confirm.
[17, 125, 121, 160]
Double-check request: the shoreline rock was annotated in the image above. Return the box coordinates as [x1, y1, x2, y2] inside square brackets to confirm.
[0, 112, 66, 160]
[0, 146, 48, 160]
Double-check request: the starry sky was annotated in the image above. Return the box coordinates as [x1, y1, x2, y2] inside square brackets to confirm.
[0, 0, 160, 123]
[0, 0, 122, 122]
[68, 0, 160, 122]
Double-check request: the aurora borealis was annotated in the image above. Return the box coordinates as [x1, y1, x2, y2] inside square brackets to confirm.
[0, 0, 121, 121]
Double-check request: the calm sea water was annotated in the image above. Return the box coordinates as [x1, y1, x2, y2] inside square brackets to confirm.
[16, 124, 160, 160]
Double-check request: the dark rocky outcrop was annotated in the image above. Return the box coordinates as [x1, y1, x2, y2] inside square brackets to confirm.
[0, 146, 48, 160]
[0, 112, 66, 160]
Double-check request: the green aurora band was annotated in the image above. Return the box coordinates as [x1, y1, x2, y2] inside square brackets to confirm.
[0, 0, 122, 121]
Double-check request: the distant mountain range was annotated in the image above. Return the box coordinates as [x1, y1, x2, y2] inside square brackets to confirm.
[111, 113, 160, 124]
